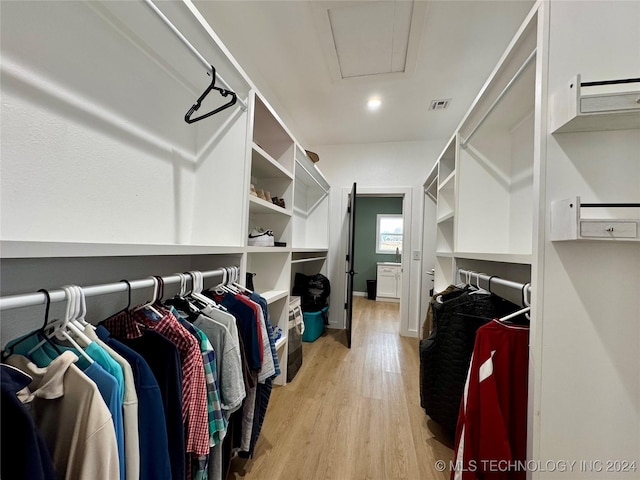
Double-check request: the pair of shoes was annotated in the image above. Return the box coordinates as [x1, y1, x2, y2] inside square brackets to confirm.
[250, 184, 258, 197]
[271, 197, 285, 208]
[255, 189, 272, 203]
[248, 227, 275, 247]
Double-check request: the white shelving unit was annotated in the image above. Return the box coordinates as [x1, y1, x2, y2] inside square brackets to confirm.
[292, 146, 330, 250]
[248, 92, 295, 248]
[422, 3, 640, 474]
[424, 7, 539, 296]
[455, 12, 536, 259]
[0, 1, 332, 390]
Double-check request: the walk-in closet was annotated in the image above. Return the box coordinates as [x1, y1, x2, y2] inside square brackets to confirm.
[1, 1, 638, 479]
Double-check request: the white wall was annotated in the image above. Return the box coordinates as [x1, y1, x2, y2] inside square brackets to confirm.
[311, 140, 444, 336]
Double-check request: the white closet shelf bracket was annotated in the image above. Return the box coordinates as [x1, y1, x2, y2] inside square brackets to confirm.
[142, 0, 248, 111]
[460, 49, 537, 149]
[0, 268, 232, 312]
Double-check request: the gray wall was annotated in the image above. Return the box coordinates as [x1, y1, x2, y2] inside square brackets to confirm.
[354, 196, 403, 292]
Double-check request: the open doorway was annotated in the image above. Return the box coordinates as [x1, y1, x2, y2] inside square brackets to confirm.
[341, 186, 412, 338]
[354, 196, 403, 306]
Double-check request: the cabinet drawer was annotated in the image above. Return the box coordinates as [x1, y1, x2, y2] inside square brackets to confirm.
[580, 221, 637, 238]
[580, 92, 640, 113]
[379, 267, 396, 274]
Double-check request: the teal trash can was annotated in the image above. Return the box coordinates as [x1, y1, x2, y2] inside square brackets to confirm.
[302, 306, 328, 342]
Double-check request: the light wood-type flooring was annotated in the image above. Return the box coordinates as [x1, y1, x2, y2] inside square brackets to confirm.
[229, 296, 454, 480]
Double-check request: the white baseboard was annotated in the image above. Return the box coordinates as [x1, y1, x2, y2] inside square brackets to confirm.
[353, 291, 367, 297]
[375, 296, 400, 303]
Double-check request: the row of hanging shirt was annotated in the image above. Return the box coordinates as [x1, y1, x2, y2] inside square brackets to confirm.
[1, 268, 280, 480]
[419, 274, 530, 480]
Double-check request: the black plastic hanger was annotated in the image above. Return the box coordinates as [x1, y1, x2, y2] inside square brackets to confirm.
[2, 289, 63, 361]
[118, 279, 132, 314]
[185, 66, 237, 124]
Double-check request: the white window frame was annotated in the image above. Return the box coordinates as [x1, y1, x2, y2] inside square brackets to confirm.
[376, 214, 403, 254]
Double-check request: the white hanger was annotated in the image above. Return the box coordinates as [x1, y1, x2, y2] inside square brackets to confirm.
[498, 306, 531, 323]
[470, 272, 490, 295]
[65, 285, 93, 346]
[522, 282, 531, 320]
[51, 286, 95, 364]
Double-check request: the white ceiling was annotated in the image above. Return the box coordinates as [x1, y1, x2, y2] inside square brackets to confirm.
[195, 0, 535, 147]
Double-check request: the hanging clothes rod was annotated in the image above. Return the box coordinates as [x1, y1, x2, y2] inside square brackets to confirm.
[460, 49, 537, 149]
[142, 0, 247, 111]
[457, 269, 531, 295]
[295, 159, 330, 195]
[0, 267, 231, 312]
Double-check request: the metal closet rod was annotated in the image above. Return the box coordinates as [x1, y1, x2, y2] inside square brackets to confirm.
[142, 0, 248, 110]
[457, 269, 531, 295]
[295, 159, 329, 195]
[0, 268, 232, 312]
[460, 49, 537, 149]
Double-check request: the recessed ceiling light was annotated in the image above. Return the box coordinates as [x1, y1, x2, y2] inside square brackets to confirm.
[367, 98, 382, 111]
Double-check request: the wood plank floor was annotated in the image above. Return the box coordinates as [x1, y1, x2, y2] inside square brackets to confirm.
[229, 297, 454, 480]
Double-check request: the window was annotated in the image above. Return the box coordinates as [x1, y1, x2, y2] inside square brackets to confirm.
[376, 214, 403, 254]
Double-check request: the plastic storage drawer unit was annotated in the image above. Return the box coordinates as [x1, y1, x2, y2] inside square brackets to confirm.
[302, 307, 328, 342]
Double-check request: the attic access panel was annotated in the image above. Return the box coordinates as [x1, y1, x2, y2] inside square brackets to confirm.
[315, 0, 427, 80]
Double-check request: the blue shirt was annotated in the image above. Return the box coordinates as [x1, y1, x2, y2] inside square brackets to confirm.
[1, 364, 56, 480]
[96, 326, 172, 480]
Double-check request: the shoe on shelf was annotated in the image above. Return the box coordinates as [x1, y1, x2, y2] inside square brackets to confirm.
[256, 189, 266, 201]
[264, 191, 272, 203]
[248, 227, 275, 247]
[250, 184, 258, 197]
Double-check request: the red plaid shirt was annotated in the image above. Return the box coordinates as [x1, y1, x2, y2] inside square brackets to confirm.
[103, 309, 210, 456]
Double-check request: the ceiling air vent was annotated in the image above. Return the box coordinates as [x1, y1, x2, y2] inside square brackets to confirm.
[429, 99, 451, 111]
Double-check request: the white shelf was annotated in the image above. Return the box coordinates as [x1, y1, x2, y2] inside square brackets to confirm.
[454, 251, 532, 264]
[249, 196, 292, 216]
[292, 248, 328, 253]
[260, 289, 289, 304]
[252, 143, 294, 180]
[437, 212, 455, 223]
[438, 171, 456, 192]
[435, 251, 454, 258]
[0, 241, 245, 259]
[245, 246, 290, 253]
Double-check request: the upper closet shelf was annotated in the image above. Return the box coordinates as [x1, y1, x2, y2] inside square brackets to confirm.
[551, 75, 640, 133]
[249, 196, 292, 216]
[438, 171, 456, 192]
[252, 144, 294, 180]
[0, 241, 245, 259]
[454, 251, 532, 264]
